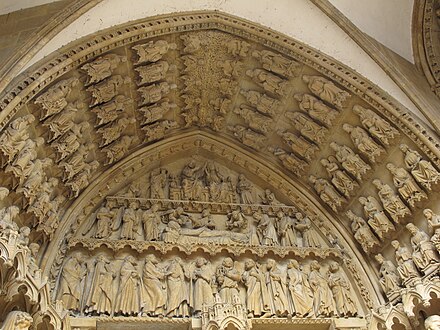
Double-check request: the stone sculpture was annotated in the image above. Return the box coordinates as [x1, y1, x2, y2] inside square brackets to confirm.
[97, 117, 136, 147]
[374, 254, 401, 295]
[308, 260, 336, 317]
[294, 93, 339, 126]
[329, 142, 371, 181]
[295, 212, 321, 248]
[328, 262, 357, 317]
[278, 130, 319, 162]
[143, 120, 178, 143]
[246, 69, 289, 97]
[133, 40, 177, 64]
[87, 75, 130, 106]
[386, 163, 427, 207]
[321, 158, 359, 197]
[265, 259, 290, 317]
[270, 147, 307, 175]
[142, 255, 167, 317]
[253, 211, 278, 246]
[372, 179, 411, 224]
[0, 114, 34, 166]
[406, 223, 440, 273]
[276, 211, 296, 247]
[81, 53, 127, 85]
[138, 82, 176, 105]
[115, 256, 140, 316]
[91, 95, 132, 126]
[286, 260, 313, 317]
[234, 105, 273, 133]
[228, 125, 266, 150]
[139, 100, 176, 126]
[343, 124, 385, 163]
[358, 196, 395, 240]
[400, 144, 440, 190]
[285, 111, 327, 144]
[309, 175, 345, 212]
[252, 49, 301, 78]
[164, 257, 190, 317]
[135, 61, 174, 85]
[302, 75, 350, 108]
[216, 257, 241, 304]
[85, 255, 114, 315]
[242, 259, 271, 318]
[192, 257, 214, 317]
[347, 210, 380, 253]
[240, 89, 281, 116]
[0, 311, 33, 330]
[236, 174, 254, 204]
[391, 240, 420, 285]
[353, 105, 399, 146]
[58, 252, 86, 312]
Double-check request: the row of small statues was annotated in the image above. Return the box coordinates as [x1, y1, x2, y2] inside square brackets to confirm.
[374, 212, 440, 297]
[58, 253, 357, 319]
[92, 200, 321, 248]
[310, 143, 440, 214]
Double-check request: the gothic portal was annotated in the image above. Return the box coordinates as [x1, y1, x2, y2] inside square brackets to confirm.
[0, 8, 439, 330]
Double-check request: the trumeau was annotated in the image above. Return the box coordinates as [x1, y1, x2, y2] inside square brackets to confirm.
[0, 10, 439, 330]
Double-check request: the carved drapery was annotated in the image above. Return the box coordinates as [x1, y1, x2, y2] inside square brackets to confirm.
[0, 11, 439, 330]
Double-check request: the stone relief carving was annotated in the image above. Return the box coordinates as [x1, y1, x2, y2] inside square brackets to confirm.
[320, 157, 359, 197]
[294, 93, 340, 126]
[372, 179, 411, 224]
[138, 82, 176, 106]
[374, 253, 401, 298]
[97, 117, 136, 147]
[342, 123, 385, 163]
[246, 69, 289, 97]
[240, 89, 281, 117]
[91, 95, 133, 127]
[358, 196, 395, 241]
[132, 40, 177, 65]
[285, 111, 327, 144]
[233, 105, 273, 134]
[309, 175, 345, 212]
[43, 101, 84, 142]
[142, 120, 178, 143]
[35, 77, 79, 120]
[102, 135, 138, 165]
[135, 60, 175, 86]
[81, 54, 127, 86]
[277, 130, 319, 162]
[252, 49, 301, 78]
[391, 240, 421, 286]
[424, 209, 440, 253]
[0, 311, 33, 330]
[139, 100, 177, 126]
[87, 75, 131, 107]
[406, 223, 440, 275]
[329, 142, 371, 182]
[386, 163, 427, 208]
[400, 143, 440, 191]
[346, 210, 380, 254]
[51, 121, 90, 162]
[302, 75, 350, 108]
[228, 125, 266, 150]
[270, 147, 307, 176]
[353, 105, 399, 146]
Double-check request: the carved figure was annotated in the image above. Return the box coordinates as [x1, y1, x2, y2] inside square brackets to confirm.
[27, 242, 40, 276]
[136, 61, 174, 85]
[328, 262, 357, 316]
[165, 257, 190, 317]
[210, 97, 231, 115]
[115, 256, 140, 316]
[52, 122, 90, 162]
[82, 53, 126, 85]
[142, 255, 166, 316]
[343, 124, 385, 163]
[181, 34, 202, 53]
[228, 125, 266, 150]
[120, 202, 140, 240]
[85, 255, 114, 315]
[35, 77, 78, 120]
[17, 158, 52, 206]
[91, 95, 132, 126]
[321, 158, 358, 197]
[181, 159, 204, 200]
[216, 257, 241, 304]
[240, 89, 281, 116]
[253, 211, 278, 246]
[227, 210, 248, 232]
[97, 117, 136, 147]
[294, 93, 339, 126]
[59, 143, 94, 181]
[309, 175, 345, 212]
[353, 105, 399, 146]
[220, 59, 243, 77]
[425, 315, 440, 330]
[295, 212, 321, 248]
[424, 208, 440, 232]
[329, 142, 371, 181]
[374, 254, 401, 295]
[400, 144, 440, 190]
[285, 111, 327, 144]
[286, 260, 313, 317]
[387, 163, 427, 207]
[58, 252, 86, 312]
[192, 208, 216, 230]
[391, 240, 420, 284]
[246, 69, 289, 97]
[234, 105, 273, 133]
[265, 259, 290, 317]
[242, 259, 271, 318]
[43, 101, 82, 141]
[308, 260, 336, 317]
[236, 174, 254, 204]
[406, 223, 440, 272]
[347, 210, 380, 254]
[133, 40, 176, 64]
[87, 75, 130, 106]
[226, 39, 250, 57]
[192, 257, 214, 316]
[95, 205, 115, 239]
[278, 130, 319, 161]
[252, 49, 301, 77]
[302, 75, 350, 108]
[372, 179, 411, 223]
[150, 168, 168, 199]
[0, 114, 34, 165]
[358, 196, 395, 240]
[66, 160, 99, 198]
[0, 311, 33, 330]
[103, 135, 136, 165]
[142, 203, 162, 241]
[276, 211, 296, 247]
[143, 120, 178, 143]
[139, 100, 176, 125]
[270, 147, 307, 175]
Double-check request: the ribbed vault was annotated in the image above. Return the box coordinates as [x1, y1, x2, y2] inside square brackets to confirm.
[0, 10, 439, 330]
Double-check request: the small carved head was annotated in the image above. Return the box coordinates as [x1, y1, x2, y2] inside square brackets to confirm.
[222, 257, 234, 268]
[399, 144, 409, 153]
[386, 163, 396, 172]
[406, 223, 418, 234]
[374, 254, 384, 264]
[287, 260, 299, 269]
[391, 240, 400, 249]
[266, 259, 276, 270]
[309, 260, 320, 271]
[244, 259, 255, 270]
[342, 123, 353, 133]
[423, 208, 433, 220]
[358, 196, 367, 205]
[328, 261, 339, 272]
[145, 254, 159, 264]
[0, 187, 9, 201]
[425, 315, 440, 330]
[195, 257, 207, 267]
